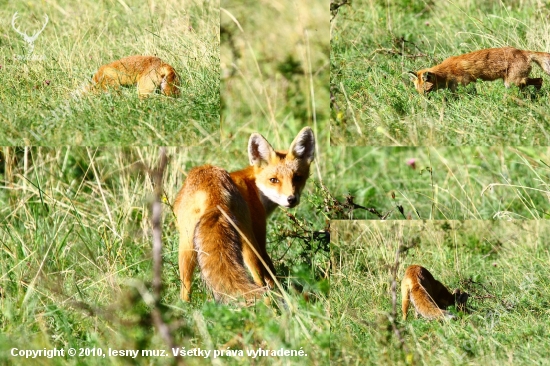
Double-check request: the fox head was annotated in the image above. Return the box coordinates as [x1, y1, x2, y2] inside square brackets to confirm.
[453, 289, 469, 312]
[408, 70, 435, 94]
[437, 288, 469, 308]
[248, 127, 315, 214]
[159, 65, 181, 97]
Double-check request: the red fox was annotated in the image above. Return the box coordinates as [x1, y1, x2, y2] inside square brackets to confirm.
[401, 265, 469, 320]
[409, 47, 550, 93]
[173, 127, 316, 303]
[86, 55, 180, 98]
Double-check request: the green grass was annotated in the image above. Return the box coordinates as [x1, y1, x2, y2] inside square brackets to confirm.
[3, 0, 550, 365]
[330, 0, 550, 145]
[0, 0, 219, 145]
[331, 220, 550, 365]
[0, 145, 330, 365]
[0, 1, 333, 364]
[221, 0, 329, 144]
[323, 146, 550, 219]
[3, 145, 547, 365]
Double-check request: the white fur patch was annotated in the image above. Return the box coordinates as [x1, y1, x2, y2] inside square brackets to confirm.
[256, 183, 298, 212]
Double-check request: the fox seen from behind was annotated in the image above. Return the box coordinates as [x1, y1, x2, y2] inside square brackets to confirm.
[409, 47, 550, 93]
[401, 265, 469, 320]
[87, 55, 180, 98]
[174, 127, 316, 303]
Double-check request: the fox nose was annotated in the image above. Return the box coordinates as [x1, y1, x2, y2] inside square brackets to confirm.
[287, 195, 297, 205]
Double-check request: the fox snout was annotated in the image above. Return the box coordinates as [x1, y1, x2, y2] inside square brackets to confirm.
[287, 195, 298, 206]
[284, 192, 301, 208]
[280, 177, 306, 208]
[408, 70, 434, 94]
[255, 179, 304, 209]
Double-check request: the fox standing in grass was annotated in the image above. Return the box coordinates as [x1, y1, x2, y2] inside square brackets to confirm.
[86, 55, 180, 98]
[409, 47, 550, 93]
[401, 265, 469, 320]
[174, 127, 316, 303]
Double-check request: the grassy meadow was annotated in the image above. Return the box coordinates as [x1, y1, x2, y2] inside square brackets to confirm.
[331, 220, 550, 365]
[330, 0, 550, 145]
[220, 0, 329, 147]
[3, 0, 550, 365]
[0, 145, 330, 365]
[0, 0, 219, 145]
[323, 146, 550, 220]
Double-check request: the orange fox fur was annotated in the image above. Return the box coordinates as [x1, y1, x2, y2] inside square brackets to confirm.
[409, 47, 550, 93]
[88, 55, 180, 98]
[173, 127, 316, 303]
[401, 265, 469, 320]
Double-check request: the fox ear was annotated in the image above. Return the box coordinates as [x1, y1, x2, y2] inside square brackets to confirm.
[407, 71, 418, 82]
[248, 133, 276, 167]
[453, 289, 469, 303]
[422, 71, 433, 82]
[287, 127, 315, 164]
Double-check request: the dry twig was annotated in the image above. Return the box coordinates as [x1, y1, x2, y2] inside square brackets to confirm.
[150, 147, 185, 366]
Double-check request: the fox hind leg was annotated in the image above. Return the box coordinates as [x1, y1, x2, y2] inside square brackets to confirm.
[401, 284, 410, 320]
[94, 67, 129, 92]
[179, 238, 197, 302]
[136, 75, 158, 98]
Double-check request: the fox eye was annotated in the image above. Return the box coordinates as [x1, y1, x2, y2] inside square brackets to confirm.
[269, 177, 279, 184]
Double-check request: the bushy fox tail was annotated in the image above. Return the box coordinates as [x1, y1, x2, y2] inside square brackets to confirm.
[530, 52, 550, 76]
[193, 208, 264, 303]
[409, 284, 455, 320]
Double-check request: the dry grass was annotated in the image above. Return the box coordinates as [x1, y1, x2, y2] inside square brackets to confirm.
[221, 0, 329, 147]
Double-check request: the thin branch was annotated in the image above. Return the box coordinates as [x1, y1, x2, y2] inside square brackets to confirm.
[152, 147, 167, 299]
[389, 243, 406, 351]
[149, 147, 184, 365]
[370, 48, 428, 59]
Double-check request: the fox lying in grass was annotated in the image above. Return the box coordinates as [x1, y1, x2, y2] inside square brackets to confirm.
[173, 127, 316, 303]
[85, 55, 180, 98]
[409, 47, 550, 93]
[401, 265, 469, 320]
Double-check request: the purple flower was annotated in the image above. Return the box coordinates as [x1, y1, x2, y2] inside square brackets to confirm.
[406, 158, 416, 169]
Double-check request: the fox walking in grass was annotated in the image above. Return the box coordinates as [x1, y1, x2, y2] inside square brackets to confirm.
[84, 55, 180, 98]
[409, 47, 550, 94]
[173, 127, 316, 303]
[401, 265, 469, 320]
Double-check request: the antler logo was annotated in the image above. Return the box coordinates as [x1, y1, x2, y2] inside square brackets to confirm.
[11, 12, 48, 55]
